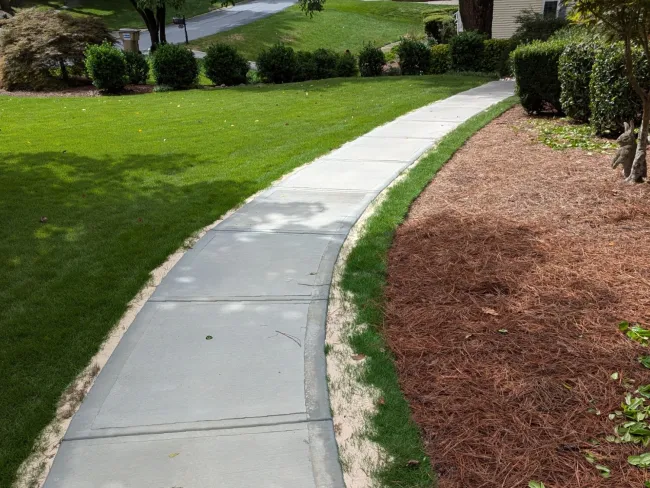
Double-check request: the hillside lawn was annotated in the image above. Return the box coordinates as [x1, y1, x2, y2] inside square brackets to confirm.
[0, 74, 492, 487]
[189, 0, 448, 59]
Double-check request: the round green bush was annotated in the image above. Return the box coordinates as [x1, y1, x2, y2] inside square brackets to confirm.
[450, 31, 485, 72]
[590, 43, 650, 135]
[204, 43, 249, 86]
[257, 43, 297, 83]
[312, 48, 339, 79]
[336, 50, 358, 77]
[512, 39, 566, 114]
[151, 43, 199, 90]
[481, 39, 515, 77]
[558, 42, 599, 123]
[358, 43, 385, 77]
[295, 51, 317, 82]
[84, 41, 127, 93]
[397, 38, 432, 75]
[124, 51, 149, 85]
[430, 44, 451, 74]
[424, 14, 456, 44]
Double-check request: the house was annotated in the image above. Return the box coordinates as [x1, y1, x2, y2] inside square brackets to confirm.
[456, 0, 569, 39]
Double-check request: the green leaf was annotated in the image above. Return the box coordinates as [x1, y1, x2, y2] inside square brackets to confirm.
[619, 322, 650, 346]
[611, 372, 620, 380]
[639, 356, 650, 369]
[595, 464, 611, 478]
[528, 482, 545, 488]
[639, 385, 650, 399]
[628, 452, 650, 468]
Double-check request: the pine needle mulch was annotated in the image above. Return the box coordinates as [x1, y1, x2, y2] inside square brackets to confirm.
[385, 107, 650, 487]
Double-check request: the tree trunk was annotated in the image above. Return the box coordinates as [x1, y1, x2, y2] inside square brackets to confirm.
[459, 0, 494, 37]
[129, 0, 160, 50]
[157, 6, 167, 44]
[627, 99, 649, 183]
[0, 0, 14, 15]
[59, 59, 68, 82]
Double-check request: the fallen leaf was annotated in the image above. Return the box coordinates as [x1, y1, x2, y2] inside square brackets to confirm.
[40, 216, 48, 223]
[497, 329, 508, 334]
[377, 397, 385, 405]
[406, 459, 420, 467]
[168, 452, 179, 458]
[481, 307, 499, 316]
[352, 354, 366, 361]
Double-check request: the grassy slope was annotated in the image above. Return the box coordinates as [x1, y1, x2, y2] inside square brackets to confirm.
[340, 97, 518, 486]
[189, 0, 448, 59]
[20, 0, 214, 29]
[0, 74, 491, 487]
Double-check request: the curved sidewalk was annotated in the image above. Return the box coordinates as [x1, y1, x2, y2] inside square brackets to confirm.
[43, 80, 514, 488]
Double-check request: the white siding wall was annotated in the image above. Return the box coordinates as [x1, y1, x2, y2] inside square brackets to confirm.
[492, 0, 542, 39]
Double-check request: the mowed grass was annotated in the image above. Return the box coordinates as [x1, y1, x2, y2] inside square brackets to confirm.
[0, 74, 491, 487]
[340, 97, 518, 486]
[189, 0, 447, 59]
[20, 0, 214, 29]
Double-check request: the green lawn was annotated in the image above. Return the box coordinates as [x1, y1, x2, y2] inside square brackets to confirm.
[189, 0, 448, 59]
[20, 0, 215, 29]
[0, 74, 491, 487]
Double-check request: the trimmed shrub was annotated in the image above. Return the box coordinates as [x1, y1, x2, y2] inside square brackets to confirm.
[430, 44, 451, 74]
[481, 38, 515, 77]
[0, 8, 113, 91]
[358, 43, 385, 77]
[152, 43, 199, 89]
[450, 30, 485, 72]
[257, 43, 297, 83]
[313, 48, 339, 79]
[397, 38, 432, 75]
[124, 51, 149, 85]
[204, 43, 248, 86]
[84, 41, 127, 92]
[512, 10, 568, 45]
[590, 43, 650, 135]
[336, 50, 359, 77]
[424, 13, 456, 44]
[558, 42, 599, 123]
[295, 51, 317, 82]
[512, 39, 566, 114]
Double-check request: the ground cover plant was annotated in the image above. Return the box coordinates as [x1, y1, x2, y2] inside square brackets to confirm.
[383, 107, 650, 487]
[339, 97, 517, 486]
[189, 0, 447, 59]
[0, 73, 491, 487]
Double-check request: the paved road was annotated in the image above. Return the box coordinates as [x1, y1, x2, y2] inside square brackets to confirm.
[137, 0, 297, 52]
[43, 81, 514, 488]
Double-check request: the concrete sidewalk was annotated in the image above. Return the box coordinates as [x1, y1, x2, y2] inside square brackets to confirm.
[43, 80, 514, 488]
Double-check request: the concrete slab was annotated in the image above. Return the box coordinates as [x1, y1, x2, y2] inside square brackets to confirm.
[365, 120, 459, 140]
[45, 425, 316, 488]
[278, 158, 409, 192]
[217, 188, 374, 234]
[151, 231, 344, 301]
[402, 104, 490, 123]
[65, 301, 311, 438]
[327, 136, 433, 162]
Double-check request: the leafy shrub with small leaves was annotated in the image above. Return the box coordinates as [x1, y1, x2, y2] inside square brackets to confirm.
[84, 41, 127, 93]
[558, 42, 599, 123]
[204, 42, 249, 86]
[358, 43, 385, 77]
[257, 43, 297, 83]
[295, 51, 317, 82]
[0, 8, 113, 91]
[152, 43, 199, 89]
[512, 39, 566, 114]
[124, 51, 149, 85]
[312, 48, 339, 79]
[424, 13, 456, 44]
[430, 44, 451, 74]
[481, 39, 515, 77]
[590, 43, 650, 135]
[336, 50, 358, 77]
[450, 30, 485, 72]
[397, 38, 432, 75]
[512, 9, 568, 45]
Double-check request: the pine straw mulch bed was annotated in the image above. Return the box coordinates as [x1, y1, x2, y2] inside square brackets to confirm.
[385, 107, 650, 488]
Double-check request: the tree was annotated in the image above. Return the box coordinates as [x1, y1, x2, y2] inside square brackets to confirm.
[0, 0, 15, 16]
[458, 0, 494, 37]
[129, 0, 184, 50]
[573, 0, 650, 183]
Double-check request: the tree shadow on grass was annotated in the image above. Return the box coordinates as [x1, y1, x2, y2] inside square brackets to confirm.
[0, 149, 257, 487]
